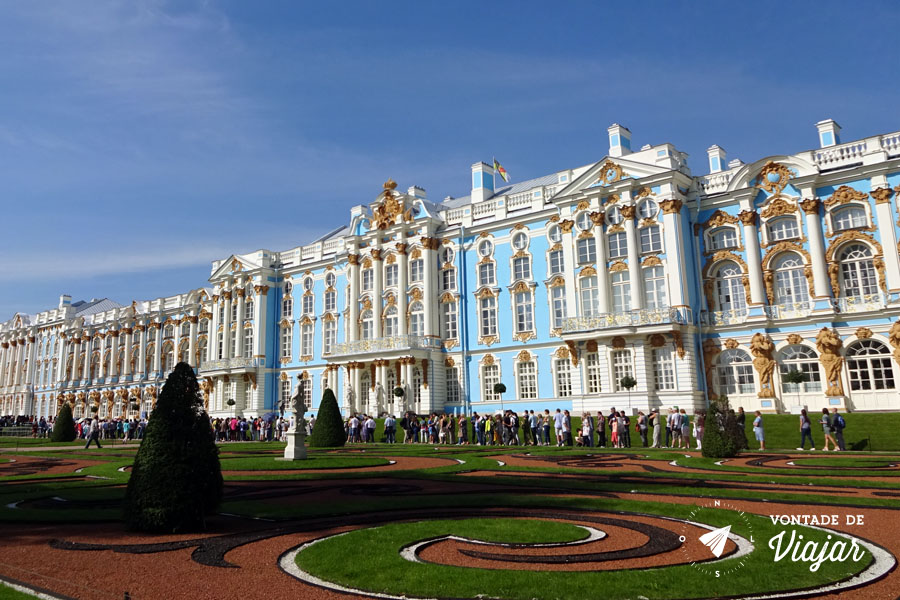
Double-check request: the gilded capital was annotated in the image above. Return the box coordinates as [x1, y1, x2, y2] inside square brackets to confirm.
[395, 243, 408, 255]
[620, 204, 636, 220]
[799, 198, 820, 215]
[589, 211, 605, 225]
[254, 285, 269, 295]
[223, 291, 232, 300]
[347, 254, 360, 266]
[738, 210, 758, 226]
[558, 219, 575, 234]
[234, 288, 246, 298]
[871, 187, 895, 205]
[371, 249, 383, 261]
[659, 199, 683, 215]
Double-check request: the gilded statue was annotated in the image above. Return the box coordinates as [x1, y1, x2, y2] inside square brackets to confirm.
[889, 321, 900, 367]
[750, 333, 775, 398]
[816, 328, 844, 396]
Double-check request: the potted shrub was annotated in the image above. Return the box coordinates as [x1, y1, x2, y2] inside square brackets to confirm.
[493, 382, 507, 412]
[393, 386, 404, 398]
[619, 375, 637, 411]
[226, 399, 236, 407]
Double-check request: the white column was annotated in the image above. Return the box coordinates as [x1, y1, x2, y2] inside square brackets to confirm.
[14, 340, 25, 385]
[98, 334, 108, 379]
[398, 244, 409, 336]
[373, 249, 384, 338]
[152, 327, 162, 373]
[82, 336, 91, 381]
[188, 317, 198, 366]
[740, 210, 766, 304]
[592, 213, 610, 314]
[874, 188, 900, 290]
[348, 256, 361, 342]
[110, 332, 121, 378]
[352, 366, 362, 413]
[209, 295, 221, 361]
[422, 237, 437, 337]
[800, 198, 830, 298]
[222, 291, 233, 358]
[661, 199, 687, 306]
[235, 291, 246, 358]
[137, 327, 147, 376]
[56, 337, 67, 382]
[123, 329, 133, 376]
[623, 205, 644, 311]
[560, 220, 578, 317]
[254, 286, 269, 356]
[0, 342, 8, 388]
[24, 337, 36, 385]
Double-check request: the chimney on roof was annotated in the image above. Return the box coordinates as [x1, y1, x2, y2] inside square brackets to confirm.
[471, 161, 495, 203]
[707, 145, 727, 174]
[816, 119, 842, 148]
[407, 186, 426, 200]
[58, 294, 71, 310]
[608, 123, 632, 158]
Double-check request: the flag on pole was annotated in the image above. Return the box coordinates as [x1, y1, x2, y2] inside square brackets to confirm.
[493, 158, 509, 183]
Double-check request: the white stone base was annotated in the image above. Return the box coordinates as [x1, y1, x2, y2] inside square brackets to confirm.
[282, 429, 307, 460]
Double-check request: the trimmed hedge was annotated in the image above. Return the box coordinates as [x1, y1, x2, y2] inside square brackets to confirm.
[308, 388, 345, 447]
[51, 402, 76, 442]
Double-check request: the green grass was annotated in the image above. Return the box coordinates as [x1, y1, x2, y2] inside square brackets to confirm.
[219, 455, 389, 470]
[790, 457, 898, 468]
[747, 412, 900, 451]
[0, 581, 41, 600]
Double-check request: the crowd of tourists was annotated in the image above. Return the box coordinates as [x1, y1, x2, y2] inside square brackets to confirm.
[208, 415, 317, 443]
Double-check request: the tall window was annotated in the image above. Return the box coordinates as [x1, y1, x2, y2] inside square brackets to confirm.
[640, 225, 662, 253]
[410, 259, 424, 283]
[480, 297, 497, 337]
[586, 352, 602, 394]
[773, 253, 810, 306]
[580, 276, 599, 317]
[612, 350, 634, 391]
[180, 322, 190, 338]
[847, 340, 895, 391]
[513, 256, 531, 280]
[199, 319, 209, 334]
[196, 338, 207, 367]
[409, 302, 425, 337]
[833, 206, 867, 232]
[779, 345, 821, 393]
[300, 379, 313, 408]
[709, 227, 738, 250]
[324, 290, 336, 312]
[514, 291, 534, 333]
[300, 323, 314, 357]
[323, 320, 336, 355]
[442, 268, 457, 290]
[442, 302, 458, 339]
[413, 368, 423, 405]
[555, 359, 572, 397]
[282, 283, 293, 318]
[384, 306, 399, 336]
[714, 262, 747, 312]
[608, 232, 627, 259]
[217, 332, 224, 359]
[361, 310, 374, 340]
[839, 244, 878, 298]
[611, 271, 631, 313]
[548, 249, 564, 275]
[768, 217, 800, 241]
[302, 295, 314, 316]
[717, 349, 754, 395]
[362, 269, 373, 291]
[652, 347, 675, 391]
[281, 327, 291, 358]
[385, 264, 398, 287]
[551, 286, 567, 328]
[446, 368, 460, 403]
[483, 364, 500, 402]
[478, 262, 495, 286]
[243, 328, 253, 358]
[164, 324, 175, 339]
[245, 298, 254, 320]
[230, 303, 238, 323]
[517, 361, 538, 400]
[281, 379, 291, 407]
[577, 238, 596, 264]
[230, 329, 238, 358]
[163, 346, 175, 373]
[643, 266, 668, 309]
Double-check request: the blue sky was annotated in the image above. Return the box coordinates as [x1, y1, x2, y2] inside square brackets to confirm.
[1, 0, 898, 318]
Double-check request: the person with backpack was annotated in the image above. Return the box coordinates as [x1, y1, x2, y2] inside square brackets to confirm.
[797, 409, 815, 451]
[753, 410, 765, 451]
[84, 418, 102, 449]
[830, 408, 846, 451]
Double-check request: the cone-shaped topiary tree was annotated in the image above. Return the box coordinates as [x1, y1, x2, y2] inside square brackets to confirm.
[51, 402, 76, 442]
[308, 388, 345, 447]
[701, 398, 745, 458]
[124, 362, 222, 532]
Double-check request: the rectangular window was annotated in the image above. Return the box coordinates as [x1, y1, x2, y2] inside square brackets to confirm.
[653, 347, 676, 391]
[385, 264, 398, 287]
[301, 325, 314, 357]
[230, 329, 238, 358]
[640, 225, 662, 254]
[612, 350, 634, 391]
[513, 257, 531, 280]
[217, 333, 224, 359]
[281, 328, 291, 359]
[608, 232, 628, 259]
[324, 291, 336, 312]
[244, 301, 254, 320]
[281, 379, 291, 405]
[480, 297, 497, 337]
[442, 302, 458, 339]
[302, 295, 314, 316]
[483, 364, 500, 402]
[323, 320, 336, 355]
[548, 250, 564, 275]
[231, 303, 238, 323]
[586, 352, 602, 394]
[580, 276, 599, 317]
[612, 271, 631, 313]
[442, 268, 457, 290]
[555, 359, 572, 397]
[517, 361, 538, 400]
[362, 270, 373, 291]
[514, 291, 533, 333]
[551, 286, 567, 329]
[643, 266, 668, 309]
[446, 368, 460, 403]
[410, 259, 424, 283]
[478, 262, 495, 287]
[243, 329, 253, 359]
[577, 238, 596, 264]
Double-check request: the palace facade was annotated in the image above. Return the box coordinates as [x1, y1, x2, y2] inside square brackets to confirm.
[4, 120, 900, 420]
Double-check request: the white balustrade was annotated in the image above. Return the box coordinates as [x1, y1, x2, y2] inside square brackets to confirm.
[562, 306, 693, 333]
[330, 335, 442, 356]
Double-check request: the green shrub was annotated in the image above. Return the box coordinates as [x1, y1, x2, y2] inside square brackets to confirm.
[701, 399, 744, 458]
[51, 402, 76, 442]
[308, 388, 345, 448]
[123, 362, 222, 532]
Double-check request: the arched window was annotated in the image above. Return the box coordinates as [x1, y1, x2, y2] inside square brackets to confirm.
[164, 324, 174, 339]
[716, 349, 754, 395]
[384, 306, 398, 337]
[779, 345, 821, 393]
[300, 378, 312, 408]
[847, 339, 895, 391]
[409, 302, 425, 337]
[839, 244, 878, 299]
[180, 322, 190, 338]
[833, 206, 867, 232]
[551, 286, 566, 329]
[709, 227, 738, 250]
[282, 282, 293, 318]
[412, 367, 423, 405]
[196, 338, 207, 367]
[163, 345, 175, 374]
[514, 290, 533, 333]
[580, 276, 599, 317]
[576, 211, 592, 231]
[199, 319, 209, 334]
[217, 331, 224, 359]
[361, 310, 374, 340]
[230, 328, 238, 358]
[773, 253, 810, 306]
[714, 261, 747, 312]
[767, 217, 800, 242]
[90, 353, 100, 379]
[611, 350, 634, 391]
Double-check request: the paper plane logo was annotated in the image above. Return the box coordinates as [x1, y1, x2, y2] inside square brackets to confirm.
[699, 525, 732, 558]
